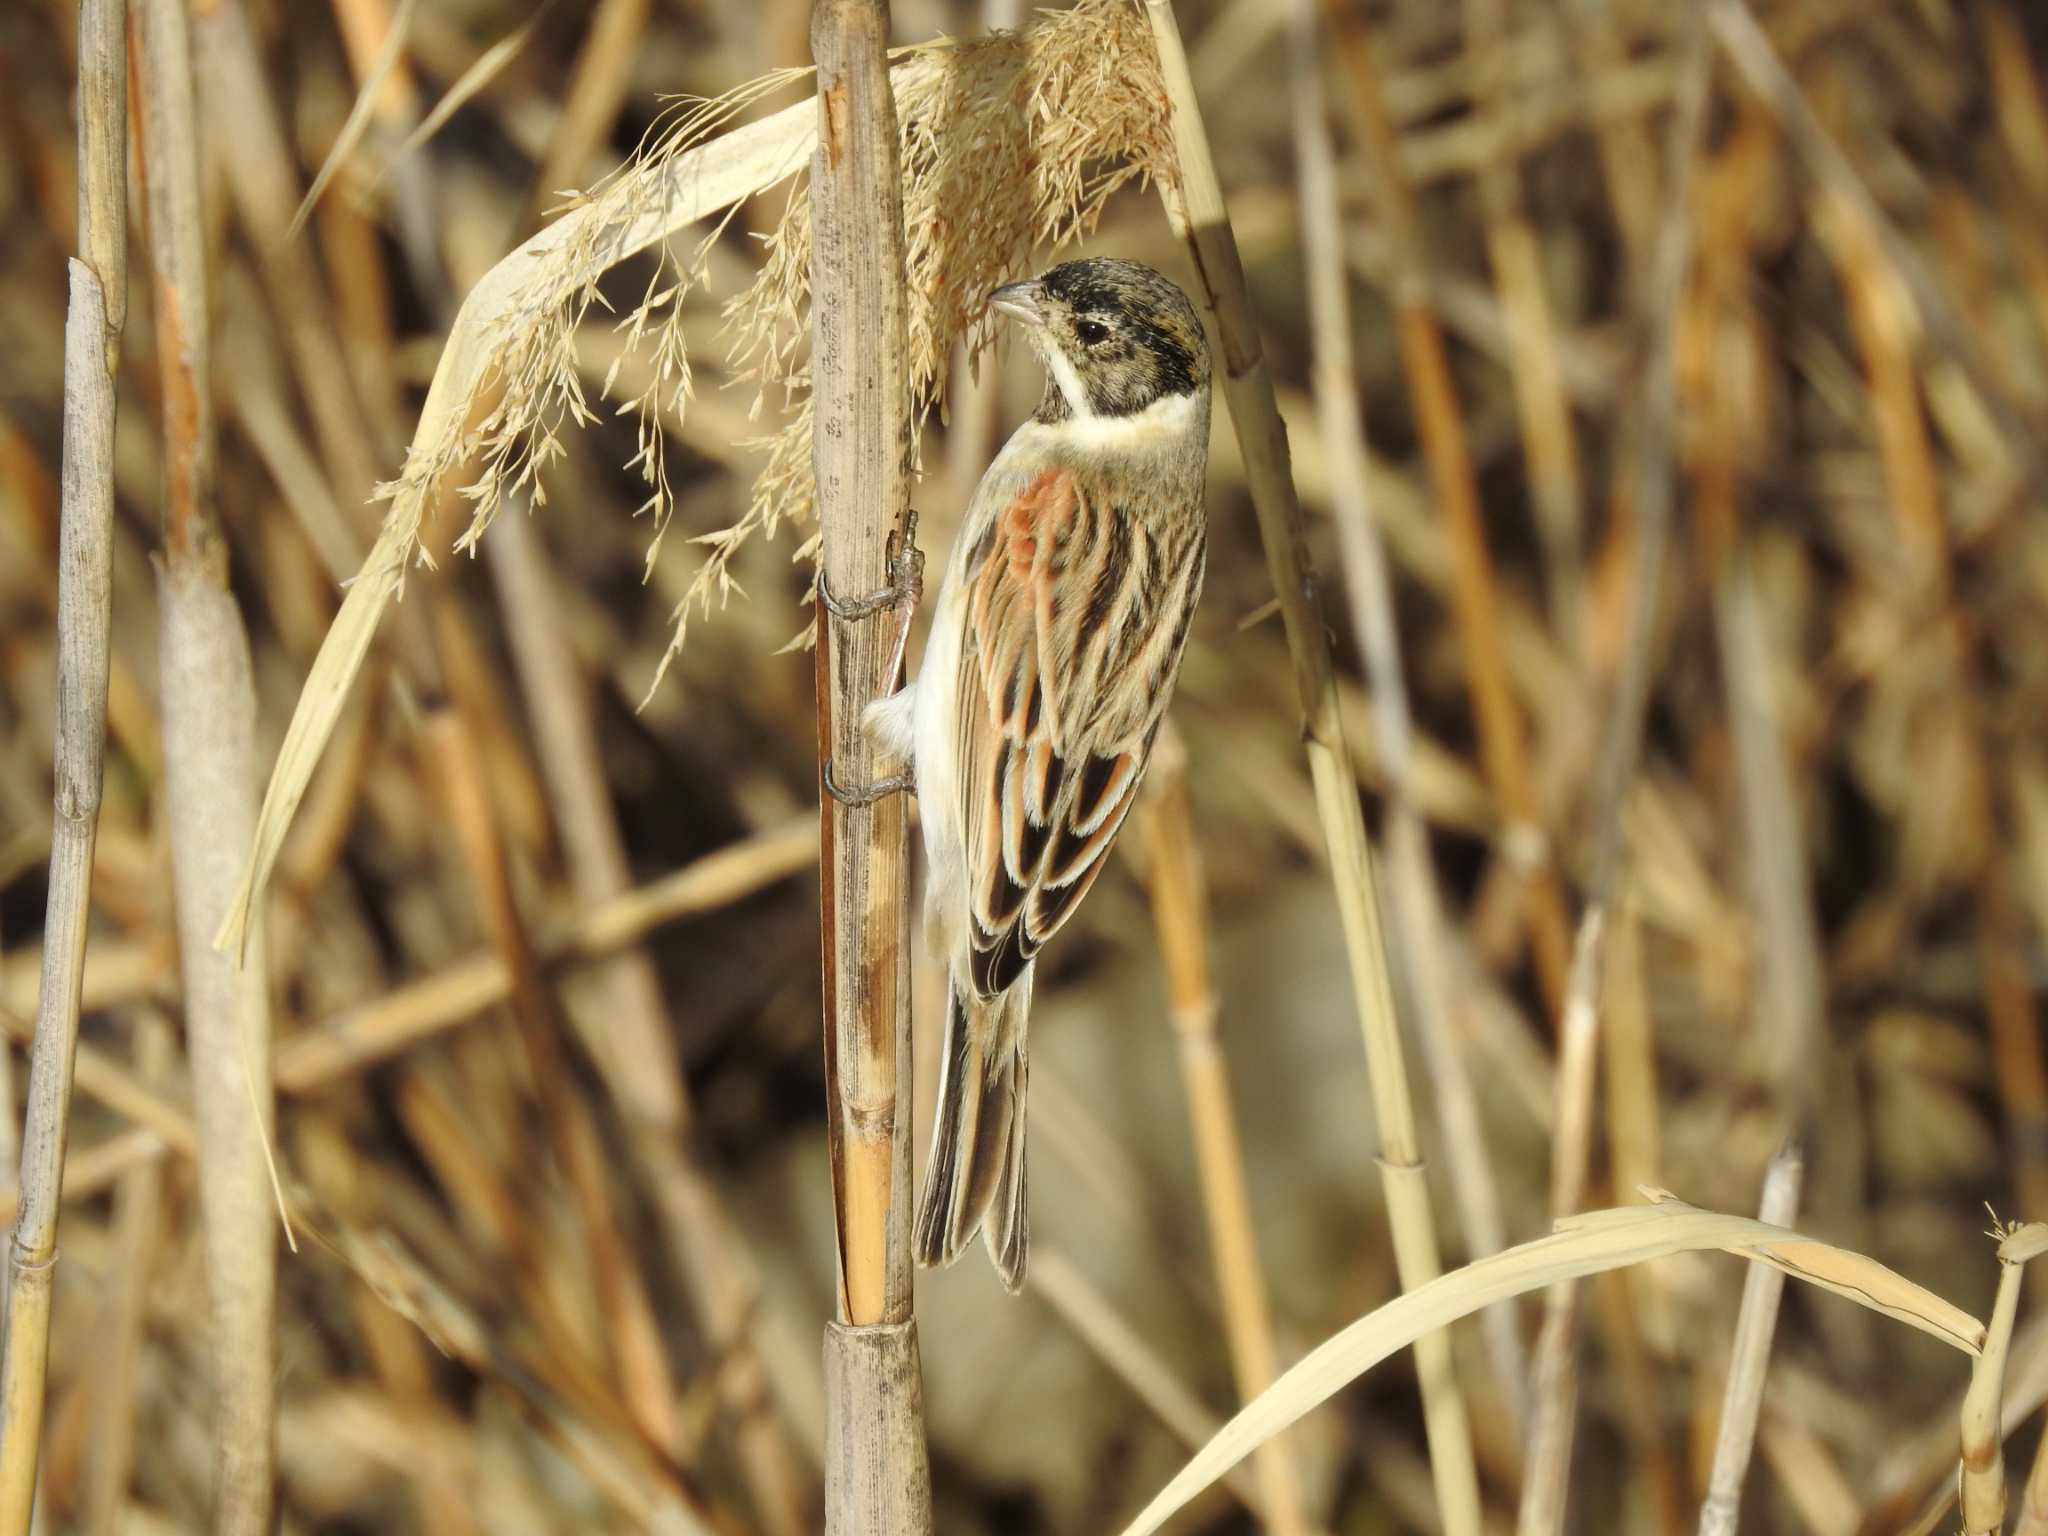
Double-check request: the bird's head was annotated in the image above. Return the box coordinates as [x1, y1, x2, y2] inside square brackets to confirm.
[989, 258, 1210, 425]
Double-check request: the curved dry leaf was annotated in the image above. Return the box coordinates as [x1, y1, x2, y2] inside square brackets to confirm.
[213, 96, 821, 958]
[1115, 1194, 1983, 1536]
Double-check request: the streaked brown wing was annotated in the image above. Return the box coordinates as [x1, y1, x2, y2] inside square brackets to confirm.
[955, 466, 1202, 998]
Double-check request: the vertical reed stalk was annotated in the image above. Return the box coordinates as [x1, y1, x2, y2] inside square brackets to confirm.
[0, 0, 126, 1523]
[810, 1, 931, 1529]
[1958, 1223, 2047, 1533]
[1289, 0, 1525, 1431]
[1697, 1143, 1803, 1536]
[1141, 736, 1311, 1536]
[81, 1015, 170, 1536]
[138, 0, 283, 1524]
[1146, 4, 1482, 1531]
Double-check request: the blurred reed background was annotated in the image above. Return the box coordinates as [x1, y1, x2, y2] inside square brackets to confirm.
[2, 0, 2048, 1531]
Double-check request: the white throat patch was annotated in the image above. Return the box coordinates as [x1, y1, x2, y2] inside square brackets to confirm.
[1042, 345, 1093, 419]
[1034, 387, 1206, 456]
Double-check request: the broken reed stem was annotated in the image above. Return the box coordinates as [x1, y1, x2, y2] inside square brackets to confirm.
[1698, 1143, 1804, 1536]
[1960, 1223, 2048, 1532]
[0, 0, 125, 1523]
[809, 0, 930, 1531]
[1519, 16, 1713, 1534]
[1141, 736, 1311, 1536]
[1289, 0, 1524, 1432]
[1319, 0, 1574, 1021]
[138, 0, 283, 1524]
[1515, 916, 1605, 1536]
[1145, 5, 1483, 1532]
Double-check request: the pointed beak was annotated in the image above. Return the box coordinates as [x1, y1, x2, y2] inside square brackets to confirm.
[988, 279, 1046, 328]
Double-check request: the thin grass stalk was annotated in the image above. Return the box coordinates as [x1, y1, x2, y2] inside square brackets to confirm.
[137, 0, 283, 1522]
[420, 691, 681, 1455]
[1715, 544, 1832, 1081]
[1141, 736, 1312, 1536]
[1517, 15, 1713, 1532]
[1599, 901, 1665, 1344]
[1030, 1248, 1278, 1527]
[809, 0, 929, 1528]
[1983, 4, 2048, 364]
[1144, 5, 1482, 1531]
[518, 0, 652, 231]
[1317, 0, 1574, 1020]
[81, 1014, 168, 1536]
[0, 976, 15, 1194]
[1288, 0, 1525, 1433]
[0, 0, 125, 1521]
[1515, 916, 1604, 1536]
[1958, 1224, 2048, 1532]
[0, 1010, 194, 1159]
[1697, 1142, 1804, 1536]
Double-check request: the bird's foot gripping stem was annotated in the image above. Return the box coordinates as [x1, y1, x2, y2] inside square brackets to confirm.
[817, 507, 924, 687]
[818, 507, 923, 808]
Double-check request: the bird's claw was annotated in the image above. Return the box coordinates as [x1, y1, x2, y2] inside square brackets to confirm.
[817, 508, 924, 689]
[821, 759, 916, 808]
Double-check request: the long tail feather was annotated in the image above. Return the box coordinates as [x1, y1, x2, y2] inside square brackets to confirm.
[914, 970, 1031, 1290]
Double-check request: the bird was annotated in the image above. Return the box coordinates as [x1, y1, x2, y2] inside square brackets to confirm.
[861, 257, 1213, 1291]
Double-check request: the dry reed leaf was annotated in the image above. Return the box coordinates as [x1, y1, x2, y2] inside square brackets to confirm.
[372, 5, 551, 196]
[1115, 1191, 1984, 1536]
[287, 0, 417, 239]
[217, 0, 1173, 959]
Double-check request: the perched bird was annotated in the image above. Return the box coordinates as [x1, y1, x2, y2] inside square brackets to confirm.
[864, 257, 1212, 1290]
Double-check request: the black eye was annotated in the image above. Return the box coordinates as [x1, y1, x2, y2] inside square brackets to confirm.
[1076, 319, 1110, 345]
